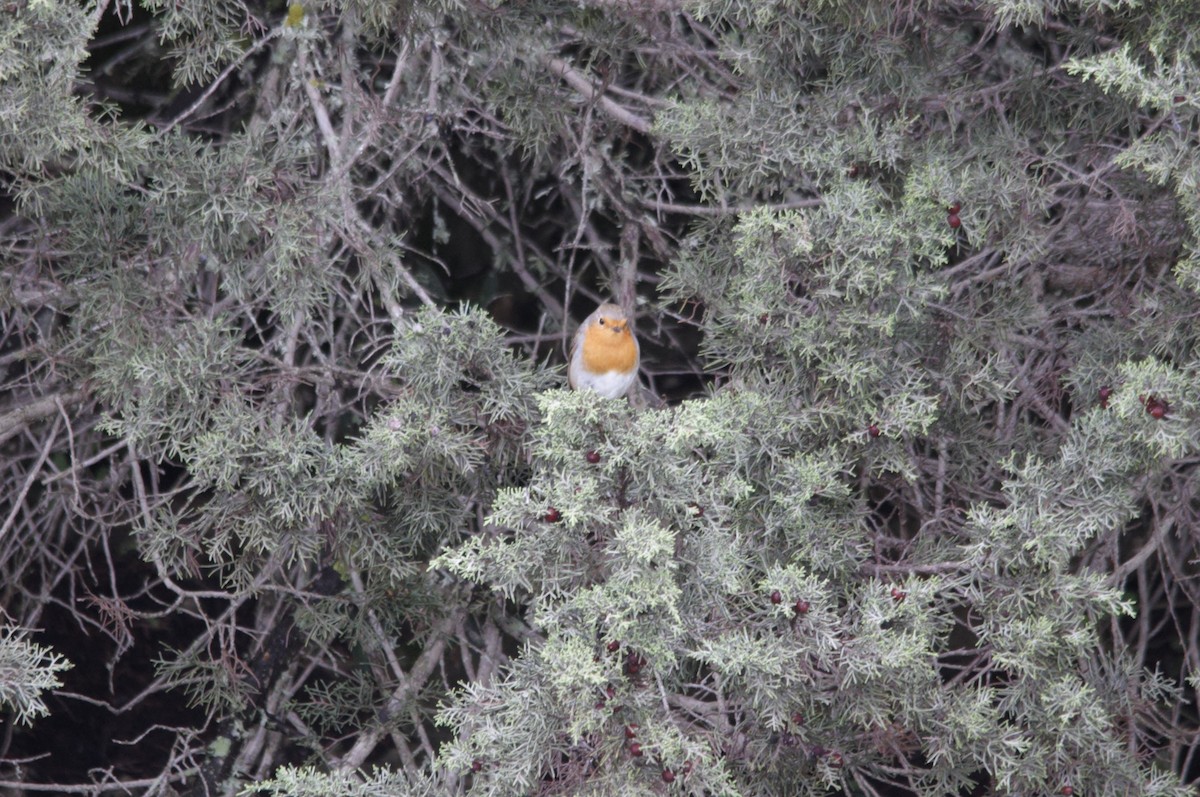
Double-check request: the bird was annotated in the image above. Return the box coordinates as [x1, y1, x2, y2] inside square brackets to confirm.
[568, 302, 640, 399]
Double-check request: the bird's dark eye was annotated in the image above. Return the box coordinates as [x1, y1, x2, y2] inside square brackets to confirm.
[598, 318, 606, 326]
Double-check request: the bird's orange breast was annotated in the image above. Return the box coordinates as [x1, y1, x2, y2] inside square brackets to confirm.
[581, 322, 638, 374]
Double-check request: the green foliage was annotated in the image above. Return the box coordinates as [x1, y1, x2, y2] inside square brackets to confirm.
[0, 628, 72, 726]
[248, 766, 449, 797]
[0, 1, 95, 170]
[4, 0, 1200, 794]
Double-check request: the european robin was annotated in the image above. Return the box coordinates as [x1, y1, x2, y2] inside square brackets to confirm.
[568, 302, 640, 399]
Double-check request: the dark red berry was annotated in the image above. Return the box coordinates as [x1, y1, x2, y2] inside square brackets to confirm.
[848, 164, 860, 178]
[607, 640, 621, 653]
[471, 759, 482, 772]
[625, 723, 639, 739]
[1145, 396, 1168, 418]
[544, 507, 561, 523]
[793, 599, 810, 615]
[1174, 95, 1186, 104]
[606, 685, 616, 699]
[891, 587, 907, 602]
[867, 423, 880, 438]
[770, 590, 783, 605]
[792, 712, 804, 725]
[661, 769, 676, 783]
[758, 313, 769, 325]
[595, 699, 606, 710]
[629, 742, 643, 757]
[1099, 386, 1113, 401]
[948, 201, 961, 214]
[586, 450, 601, 464]
[947, 213, 962, 229]
[828, 752, 844, 768]
[681, 759, 694, 774]
[1061, 787, 1074, 797]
